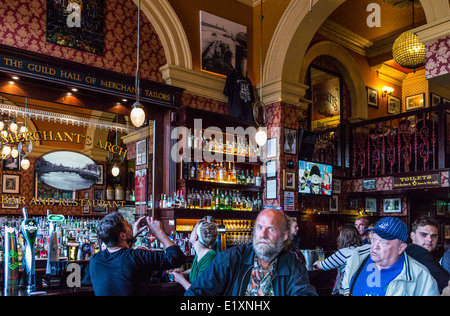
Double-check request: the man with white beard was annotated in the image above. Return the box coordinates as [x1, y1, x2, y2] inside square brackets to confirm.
[185, 208, 317, 296]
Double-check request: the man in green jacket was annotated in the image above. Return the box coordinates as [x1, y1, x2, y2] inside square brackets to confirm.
[342, 217, 439, 296]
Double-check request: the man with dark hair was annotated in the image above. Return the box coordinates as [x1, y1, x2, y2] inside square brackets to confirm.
[185, 208, 317, 296]
[406, 216, 450, 293]
[355, 216, 370, 244]
[89, 212, 186, 296]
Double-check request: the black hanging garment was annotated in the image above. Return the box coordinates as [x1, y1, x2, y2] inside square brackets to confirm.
[223, 69, 255, 122]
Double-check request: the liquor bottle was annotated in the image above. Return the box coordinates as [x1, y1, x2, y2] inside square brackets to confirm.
[219, 190, 225, 210]
[218, 162, 224, 182]
[224, 190, 229, 210]
[241, 170, 246, 185]
[246, 170, 251, 185]
[179, 190, 186, 208]
[187, 129, 193, 148]
[250, 170, 255, 185]
[193, 129, 199, 149]
[255, 172, 262, 186]
[215, 189, 220, 210]
[228, 190, 233, 210]
[210, 190, 216, 210]
[231, 163, 237, 183]
[190, 162, 197, 179]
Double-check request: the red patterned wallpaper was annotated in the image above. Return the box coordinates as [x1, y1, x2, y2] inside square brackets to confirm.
[0, 0, 166, 82]
[426, 36, 450, 80]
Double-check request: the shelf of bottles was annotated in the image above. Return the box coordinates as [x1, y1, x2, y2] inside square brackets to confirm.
[0, 216, 100, 267]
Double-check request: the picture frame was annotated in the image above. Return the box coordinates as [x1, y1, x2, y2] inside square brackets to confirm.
[332, 179, 341, 194]
[362, 179, 376, 191]
[387, 95, 401, 115]
[266, 179, 277, 200]
[266, 138, 277, 159]
[1, 196, 20, 209]
[2, 174, 20, 194]
[383, 198, 402, 213]
[436, 200, 447, 216]
[95, 164, 104, 185]
[200, 11, 247, 77]
[93, 206, 108, 214]
[430, 93, 442, 107]
[266, 160, 277, 178]
[348, 197, 359, 210]
[136, 139, 147, 166]
[443, 98, 450, 104]
[367, 86, 379, 108]
[83, 204, 90, 214]
[330, 195, 338, 212]
[283, 170, 295, 190]
[94, 189, 104, 201]
[1, 156, 20, 171]
[365, 197, 377, 213]
[35, 176, 76, 201]
[405, 93, 425, 111]
[283, 128, 297, 155]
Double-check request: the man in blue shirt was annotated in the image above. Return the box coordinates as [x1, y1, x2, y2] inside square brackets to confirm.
[345, 217, 438, 296]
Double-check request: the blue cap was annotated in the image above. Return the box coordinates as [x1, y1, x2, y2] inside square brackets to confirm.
[365, 217, 408, 242]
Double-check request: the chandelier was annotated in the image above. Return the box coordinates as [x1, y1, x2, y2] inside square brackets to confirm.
[392, 0, 425, 72]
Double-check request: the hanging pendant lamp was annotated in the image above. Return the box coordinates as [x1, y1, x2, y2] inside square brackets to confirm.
[392, 0, 425, 72]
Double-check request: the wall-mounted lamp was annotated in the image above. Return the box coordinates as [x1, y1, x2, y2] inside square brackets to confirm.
[382, 86, 394, 98]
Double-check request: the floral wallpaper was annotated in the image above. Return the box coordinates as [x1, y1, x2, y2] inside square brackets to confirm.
[425, 35, 450, 80]
[0, 0, 166, 83]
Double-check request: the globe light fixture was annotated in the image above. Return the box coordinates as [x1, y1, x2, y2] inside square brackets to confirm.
[130, 101, 145, 128]
[10, 147, 19, 159]
[20, 157, 30, 170]
[111, 164, 120, 177]
[255, 127, 268, 147]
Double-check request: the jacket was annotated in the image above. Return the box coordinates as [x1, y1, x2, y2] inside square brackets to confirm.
[342, 246, 439, 296]
[184, 244, 317, 296]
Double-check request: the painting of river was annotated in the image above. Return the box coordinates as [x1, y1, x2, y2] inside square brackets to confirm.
[35, 151, 100, 191]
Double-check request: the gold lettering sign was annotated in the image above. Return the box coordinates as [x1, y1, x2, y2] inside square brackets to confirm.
[393, 172, 440, 189]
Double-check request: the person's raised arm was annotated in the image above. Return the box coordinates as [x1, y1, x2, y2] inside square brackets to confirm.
[146, 217, 175, 249]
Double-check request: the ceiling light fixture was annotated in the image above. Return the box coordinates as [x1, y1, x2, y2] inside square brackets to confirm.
[392, 0, 425, 72]
[130, 0, 146, 128]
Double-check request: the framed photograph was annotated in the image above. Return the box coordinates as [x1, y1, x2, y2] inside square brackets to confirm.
[283, 128, 297, 155]
[266, 160, 277, 178]
[136, 139, 147, 166]
[200, 11, 247, 77]
[266, 179, 277, 200]
[266, 138, 277, 159]
[330, 195, 338, 212]
[387, 95, 401, 115]
[2, 174, 20, 194]
[367, 86, 379, 108]
[83, 204, 90, 214]
[365, 197, 377, 213]
[35, 176, 76, 201]
[93, 206, 108, 214]
[94, 189, 104, 201]
[2, 196, 20, 209]
[348, 197, 359, 210]
[383, 198, 402, 213]
[362, 179, 376, 191]
[430, 93, 442, 107]
[332, 179, 341, 194]
[135, 169, 148, 205]
[405, 93, 425, 111]
[1, 156, 20, 171]
[95, 164, 104, 185]
[436, 200, 447, 216]
[283, 170, 295, 190]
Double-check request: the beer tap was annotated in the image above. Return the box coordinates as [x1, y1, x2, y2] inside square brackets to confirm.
[46, 210, 60, 275]
[4, 226, 19, 296]
[19, 207, 37, 293]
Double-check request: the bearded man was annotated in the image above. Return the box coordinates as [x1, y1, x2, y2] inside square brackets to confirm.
[185, 208, 317, 296]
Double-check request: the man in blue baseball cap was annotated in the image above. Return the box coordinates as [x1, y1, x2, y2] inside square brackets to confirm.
[342, 217, 439, 296]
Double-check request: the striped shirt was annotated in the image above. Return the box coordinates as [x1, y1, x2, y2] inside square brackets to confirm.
[320, 244, 370, 295]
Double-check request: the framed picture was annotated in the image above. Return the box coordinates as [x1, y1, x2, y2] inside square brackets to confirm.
[332, 179, 341, 194]
[436, 200, 447, 216]
[1, 156, 20, 171]
[367, 86, 379, 108]
[283, 170, 295, 190]
[95, 164, 104, 185]
[266, 160, 277, 178]
[94, 189, 104, 201]
[362, 179, 376, 191]
[283, 128, 297, 155]
[2, 174, 20, 194]
[430, 93, 442, 107]
[387, 95, 401, 115]
[35, 176, 75, 201]
[266, 179, 277, 200]
[136, 139, 147, 166]
[2, 196, 20, 209]
[348, 197, 359, 210]
[383, 198, 402, 213]
[405, 93, 425, 111]
[135, 169, 148, 205]
[330, 195, 338, 212]
[266, 138, 277, 159]
[93, 206, 108, 214]
[443, 98, 450, 104]
[200, 11, 247, 77]
[83, 204, 90, 214]
[365, 197, 377, 213]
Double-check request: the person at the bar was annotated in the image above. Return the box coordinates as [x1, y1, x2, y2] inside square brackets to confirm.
[342, 217, 439, 296]
[406, 216, 450, 293]
[89, 212, 186, 296]
[184, 208, 317, 296]
[168, 217, 218, 290]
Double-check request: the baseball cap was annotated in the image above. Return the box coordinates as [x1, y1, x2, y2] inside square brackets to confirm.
[365, 217, 408, 242]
